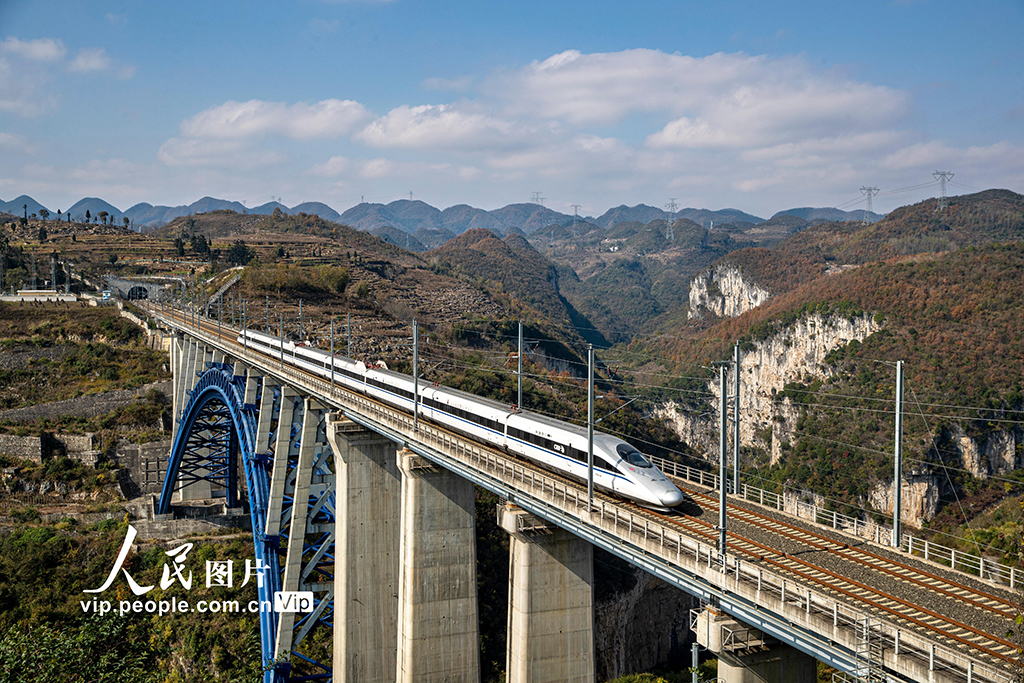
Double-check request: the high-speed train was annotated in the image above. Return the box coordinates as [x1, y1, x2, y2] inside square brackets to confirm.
[240, 329, 684, 509]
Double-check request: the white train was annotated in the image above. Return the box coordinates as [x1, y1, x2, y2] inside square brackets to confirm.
[239, 329, 684, 509]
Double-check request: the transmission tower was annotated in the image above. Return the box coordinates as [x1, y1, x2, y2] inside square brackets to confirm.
[571, 204, 581, 238]
[933, 171, 954, 210]
[859, 186, 879, 223]
[530, 192, 545, 206]
[665, 198, 678, 241]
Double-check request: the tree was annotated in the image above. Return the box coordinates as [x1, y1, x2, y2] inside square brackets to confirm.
[39, 209, 49, 221]
[37, 225, 47, 242]
[85, 210, 91, 223]
[173, 238, 185, 257]
[276, 245, 285, 258]
[226, 240, 254, 266]
[108, 253, 118, 265]
[57, 209, 61, 221]
[22, 204, 27, 219]
[98, 211, 109, 225]
[123, 216, 130, 229]
[190, 234, 209, 256]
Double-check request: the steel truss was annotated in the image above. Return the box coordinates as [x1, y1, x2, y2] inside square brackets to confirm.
[160, 358, 337, 683]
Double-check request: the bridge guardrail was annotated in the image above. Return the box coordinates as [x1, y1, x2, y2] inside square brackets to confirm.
[647, 454, 1024, 591]
[148, 302, 1016, 683]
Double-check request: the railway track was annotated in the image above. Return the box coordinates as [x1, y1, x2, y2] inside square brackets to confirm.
[625, 483, 1021, 671]
[680, 483, 1019, 620]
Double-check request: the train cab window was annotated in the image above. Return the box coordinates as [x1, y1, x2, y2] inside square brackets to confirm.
[616, 444, 653, 468]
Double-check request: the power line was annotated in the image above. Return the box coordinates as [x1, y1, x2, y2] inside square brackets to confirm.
[933, 171, 954, 210]
[859, 186, 879, 222]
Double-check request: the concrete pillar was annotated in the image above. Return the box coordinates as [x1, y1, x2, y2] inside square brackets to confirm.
[266, 388, 299, 538]
[396, 449, 479, 683]
[327, 416, 401, 683]
[717, 646, 817, 683]
[276, 398, 324, 658]
[694, 607, 816, 683]
[171, 334, 184, 425]
[499, 505, 593, 683]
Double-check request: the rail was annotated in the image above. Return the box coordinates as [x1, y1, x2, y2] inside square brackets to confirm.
[647, 454, 1024, 590]
[148, 301, 1015, 683]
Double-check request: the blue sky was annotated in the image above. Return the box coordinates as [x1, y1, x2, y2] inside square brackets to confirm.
[1, 0, 1021, 219]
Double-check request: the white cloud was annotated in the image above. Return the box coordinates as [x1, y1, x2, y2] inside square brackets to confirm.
[106, 13, 128, 26]
[357, 103, 531, 151]
[359, 158, 396, 179]
[307, 155, 350, 176]
[0, 132, 30, 152]
[494, 48, 909, 155]
[357, 158, 473, 181]
[180, 99, 370, 140]
[67, 158, 141, 182]
[880, 141, 1024, 180]
[158, 138, 286, 169]
[1, 37, 66, 62]
[0, 57, 58, 117]
[68, 47, 112, 73]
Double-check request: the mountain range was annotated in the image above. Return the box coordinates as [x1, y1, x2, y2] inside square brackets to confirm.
[0, 194, 883, 234]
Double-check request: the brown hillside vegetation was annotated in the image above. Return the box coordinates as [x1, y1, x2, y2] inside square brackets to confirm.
[690, 190, 1024, 305]
[429, 229, 599, 346]
[648, 241, 1024, 408]
[834, 189, 1024, 263]
[638, 242, 1024, 520]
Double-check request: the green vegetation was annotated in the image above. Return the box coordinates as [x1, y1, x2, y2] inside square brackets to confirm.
[240, 262, 350, 300]
[0, 305, 169, 409]
[0, 521, 264, 683]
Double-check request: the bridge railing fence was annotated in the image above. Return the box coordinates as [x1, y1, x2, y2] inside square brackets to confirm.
[149, 303, 1016, 683]
[647, 454, 1023, 591]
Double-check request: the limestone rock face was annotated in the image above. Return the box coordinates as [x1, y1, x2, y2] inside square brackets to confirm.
[658, 313, 881, 458]
[868, 473, 942, 527]
[594, 570, 697, 680]
[688, 264, 771, 319]
[945, 425, 1019, 479]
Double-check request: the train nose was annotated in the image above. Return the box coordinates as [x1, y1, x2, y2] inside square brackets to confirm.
[659, 487, 684, 508]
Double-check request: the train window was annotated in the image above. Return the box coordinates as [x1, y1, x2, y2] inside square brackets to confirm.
[616, 444, 653, 468]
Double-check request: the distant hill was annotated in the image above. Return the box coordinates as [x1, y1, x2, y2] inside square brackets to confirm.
[592, 204, 764, 229]
[439, 204, 503, 233]
[291, 202, 342, 222]
[682, 189, 1024, 315]
[773, 206, 883, 223]
[68, 197, 124, 224]
[0, 195, 49, 217]
[372, 225, 427, 252]
[429, 229, 604, 346]
[250, 201, 290, 215]
[124, 197, 245, 227]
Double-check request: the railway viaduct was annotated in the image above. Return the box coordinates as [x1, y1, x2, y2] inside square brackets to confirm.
[147, 300, 1019, 683]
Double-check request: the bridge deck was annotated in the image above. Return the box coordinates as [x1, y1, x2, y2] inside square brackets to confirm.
[148, 301, 1018, 683]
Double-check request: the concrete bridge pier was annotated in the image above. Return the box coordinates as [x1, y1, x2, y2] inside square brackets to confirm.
[499, 504, 594, 683]
[396, 448, 480, 683]
[694, 606, 816, 683]
[328, 416, 401, 683]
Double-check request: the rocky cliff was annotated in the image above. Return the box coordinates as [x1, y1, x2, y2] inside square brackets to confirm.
[687, 264, 771, 319]
[657, 312, 882, 457]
